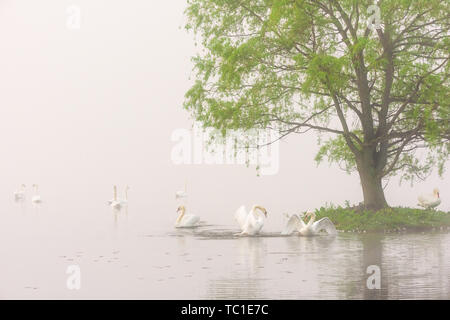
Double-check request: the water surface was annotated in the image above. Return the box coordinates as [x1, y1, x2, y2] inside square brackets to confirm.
[1, 201, 449, 300]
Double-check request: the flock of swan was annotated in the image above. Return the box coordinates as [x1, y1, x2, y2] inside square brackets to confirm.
[107, 185, 130, 210]
[172, 187, 442, 236]
[13, 184, 442, 237]
[14, 184, 42, 204]
[174, 203, 337, 236]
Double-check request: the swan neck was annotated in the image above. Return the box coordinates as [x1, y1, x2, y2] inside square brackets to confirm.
[176, 208, 185, 223]
[307, 213, 316, 226]
[252, 206, 264, 218]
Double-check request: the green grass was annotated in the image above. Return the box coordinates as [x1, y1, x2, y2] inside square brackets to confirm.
[314, 205, 450, 233]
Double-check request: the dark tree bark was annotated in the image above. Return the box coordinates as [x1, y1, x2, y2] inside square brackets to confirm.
[356, 148, 388, 210]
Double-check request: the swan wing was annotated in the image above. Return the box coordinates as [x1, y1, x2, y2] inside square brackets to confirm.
[312, 217, 337, 235]
[433, 198, 441, 207]
[418, 194, 432, 205]
[427, 198, 441, 208]
[234, 205, 249, 230]
[250, 216, 264, 235]
[180, 214, 200, 227]
[418, 194, 441, 208]
[282, 214, 303, 235]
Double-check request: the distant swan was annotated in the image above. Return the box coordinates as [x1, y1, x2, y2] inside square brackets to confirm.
[119, 185, 130, 207]
[108, 185, 122, 210]
[175, 182, 188, 200]
[234, 205, 268, 235]
[418, 188, 441, 209]
[31, 184, 42, 204]
[175, 205, 200, 228]
[282, 212, 337, 236]
[14, 184, 26, 202]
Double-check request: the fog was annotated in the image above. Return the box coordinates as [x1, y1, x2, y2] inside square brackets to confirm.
[0, 0, 448, 300]
[1, 1, 447, 223]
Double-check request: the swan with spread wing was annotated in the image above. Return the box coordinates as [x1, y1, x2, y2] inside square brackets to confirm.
[282, 212, 337, 236]
[234, 205, 268, 236]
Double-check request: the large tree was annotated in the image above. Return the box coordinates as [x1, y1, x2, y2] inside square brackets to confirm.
[184, 0, 450, 210]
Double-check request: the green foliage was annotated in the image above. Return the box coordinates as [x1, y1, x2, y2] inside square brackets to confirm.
[315, 135, 357, 173]
[184, 0, 450, 185]
[303, 54, 349, 93]
[315, 205, 450, 232]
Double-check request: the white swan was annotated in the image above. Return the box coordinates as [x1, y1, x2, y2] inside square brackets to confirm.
[119, 185, 130, 207]
[234, 205, 268, 235]
[108, 185, 122, 210]
[107, 185, 115, 205]
[282, 212, 337, 236]
[175, 205, 200, 228]
[175, 182, 188, 200]
[14, 184, 26, 202]
[418, 188, 441, 209]
[31, 184, 42, 204]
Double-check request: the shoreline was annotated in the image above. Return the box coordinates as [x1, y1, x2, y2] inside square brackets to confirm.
[315, 206, 450, 234]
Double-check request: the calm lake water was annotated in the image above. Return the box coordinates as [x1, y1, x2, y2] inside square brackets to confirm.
[1, 197, 449, 300]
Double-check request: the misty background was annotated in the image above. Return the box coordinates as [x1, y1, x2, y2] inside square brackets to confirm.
[0, 0, 448, 236]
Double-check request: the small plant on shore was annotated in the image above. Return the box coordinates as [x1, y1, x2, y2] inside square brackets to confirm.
[315, 205, 450, 233]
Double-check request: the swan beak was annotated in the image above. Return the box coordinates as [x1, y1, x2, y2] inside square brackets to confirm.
[264, 210, 268, 217]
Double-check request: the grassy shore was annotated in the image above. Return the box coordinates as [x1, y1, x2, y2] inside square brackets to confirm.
[314, 205, 450, 233]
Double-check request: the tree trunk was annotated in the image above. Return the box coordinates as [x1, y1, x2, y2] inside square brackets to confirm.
[357, 151, 388, 210]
